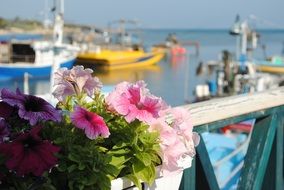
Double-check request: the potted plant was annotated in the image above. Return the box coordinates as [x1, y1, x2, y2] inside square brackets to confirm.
[0, 66, 199, 190]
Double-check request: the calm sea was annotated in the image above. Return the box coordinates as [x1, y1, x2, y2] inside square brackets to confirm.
[1, 29, 284, 106]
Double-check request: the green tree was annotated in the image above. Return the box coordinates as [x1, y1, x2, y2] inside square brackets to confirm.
[0, 17, 7, 28]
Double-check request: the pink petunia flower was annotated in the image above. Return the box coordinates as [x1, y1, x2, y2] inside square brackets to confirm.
[105, 82, 128, 112]
[0, 126, 60, 176]
[167, 107, 200, 154]
[106, 81, 167, 123]
[70, 106, 110, 139]
[149, 107, 199, 176]
[52, 66, 102, 101]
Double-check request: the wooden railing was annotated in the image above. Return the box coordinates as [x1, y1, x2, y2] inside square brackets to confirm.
[180, 87, 284, 190]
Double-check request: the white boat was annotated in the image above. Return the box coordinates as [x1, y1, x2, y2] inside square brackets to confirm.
[0, 0, 78, 79]
[0, 40, 77, 78]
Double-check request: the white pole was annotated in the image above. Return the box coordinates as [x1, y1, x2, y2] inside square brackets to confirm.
[24, 72, 30, 94]
[241, 22, 248, 56]
[50, 47, 56, 94]
[53, 0, 64, 45]
[61, 0, 64, 14]
[236, 35, 240, 60]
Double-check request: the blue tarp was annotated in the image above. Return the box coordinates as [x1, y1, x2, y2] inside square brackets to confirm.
[203, 132, 248, 190]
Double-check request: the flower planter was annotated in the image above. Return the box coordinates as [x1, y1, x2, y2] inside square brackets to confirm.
[111, 172, 183, 190]
[0, 66, 198, 189]
[111, 158, 193, 190]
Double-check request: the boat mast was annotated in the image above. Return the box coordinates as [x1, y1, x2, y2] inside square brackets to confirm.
[50, 0, 64, 94]
[53, 0, 64, 45]
[230, 15, 254, 72]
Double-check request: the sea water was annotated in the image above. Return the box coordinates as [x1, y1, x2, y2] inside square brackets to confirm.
[1, 29, 284, 106]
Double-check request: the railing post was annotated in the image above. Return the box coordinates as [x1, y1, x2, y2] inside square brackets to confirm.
[275, 113, 284, 190]
[262, 112, 284, 190]
[237, 115, 278, 190]
[195, 137, 220, 190]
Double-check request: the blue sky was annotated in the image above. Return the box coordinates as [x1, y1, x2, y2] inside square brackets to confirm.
[0, 0, 284, 29]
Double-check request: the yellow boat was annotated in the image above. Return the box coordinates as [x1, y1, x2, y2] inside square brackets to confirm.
[76, 48, 165, 70]
[76, 19, 165, 70]
[254, 56, 284, 74]
[256, 64, 284, 74]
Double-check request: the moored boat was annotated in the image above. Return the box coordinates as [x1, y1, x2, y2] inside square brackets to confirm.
[75, 19, 165, 70]
[0, 0, 78, 79]
[254, 56, 284, 74]
[76, 48, 165, 70]
[0, 40, 77, 78]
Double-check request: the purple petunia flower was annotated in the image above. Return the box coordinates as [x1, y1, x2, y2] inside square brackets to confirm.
[0, 101, 14, 119]
[0, 126, 60, 176]
[0, 88, 61, 126]
[71, 106, 110, 139]
[52, 66, 102, 101]
[0, 118, 9, 143]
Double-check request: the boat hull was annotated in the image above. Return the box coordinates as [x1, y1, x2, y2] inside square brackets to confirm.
[0, 58, 75, 78]
[256, 64, 284, 74]
[254, 58, 284, 74]
[76, 50, 165, 70]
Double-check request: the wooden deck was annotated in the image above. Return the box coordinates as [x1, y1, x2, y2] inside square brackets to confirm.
[180, 87, 284, 190]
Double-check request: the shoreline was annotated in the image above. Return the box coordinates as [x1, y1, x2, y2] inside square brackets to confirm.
[0, 27, 81, 36]
[0, 28, 51, 35]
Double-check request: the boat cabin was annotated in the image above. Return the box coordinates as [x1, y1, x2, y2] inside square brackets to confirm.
[11, 42, 35, 63]
[0, 41, 35, 63]
[0, 42, 35, 63]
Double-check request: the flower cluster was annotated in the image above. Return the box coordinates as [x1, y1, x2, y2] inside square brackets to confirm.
[0, 66, 199, 190]
[0, 88, 61, 188]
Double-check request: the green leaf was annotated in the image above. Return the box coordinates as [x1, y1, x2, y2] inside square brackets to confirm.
[132, 159, 145, 173]
[104, 164, 121, 179]
[79, 185, 84, 190]
[85, 173, 97, 186]
[109, 155, 129, 167]
[138, 164, 156, 185]
[135, 152, 152, 166]
[78, 162, 85, 170]
[41, 183, 57, 190]
[139, 131, 160, 145]
[126, 175, 142, 190]
[151, 154, 162, 165]
[0, 153, 6, 164]
[98, 146, 108, 152]
[57, 162, 67, 172]
[68, 153, 81, 163]
[68, 180, 74, 190]
[108, 147, 130, 155]
[53, 138, 65, 144]
[93, 173, 111, 190]
[92, 164, 100, 172]
[67, 164, 77, 173]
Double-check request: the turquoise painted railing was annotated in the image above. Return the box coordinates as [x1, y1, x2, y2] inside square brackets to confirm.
[179, 87, 284, 190]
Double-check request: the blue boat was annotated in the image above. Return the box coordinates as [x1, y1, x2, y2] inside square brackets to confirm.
[0, 40, 77, 78]
[204, 119, 254, 190]
[0, 1, 79, 79]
